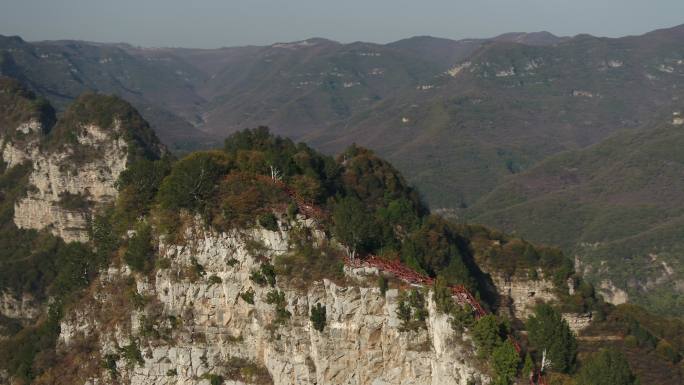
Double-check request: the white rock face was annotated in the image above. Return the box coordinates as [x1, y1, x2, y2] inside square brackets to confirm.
[446, 62, 471, 77]
[598, 280, 629, 305]
[491, 273, 557, 320]
[491, 273, 591, 333]
[59, 222, 488, 385]
[15, 119, 43, 135]
[0, 291, 42, 320]
[562, 313, 593, 334]
[9, 123, 129, 243]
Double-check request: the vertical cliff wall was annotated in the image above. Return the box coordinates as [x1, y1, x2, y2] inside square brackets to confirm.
[57, 221, 489, 385]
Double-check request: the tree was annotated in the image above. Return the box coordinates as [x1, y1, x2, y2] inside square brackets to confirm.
[116, 157, 171, 222]
[156, 151, 231, 212]
[124, 223, 155, 273]
[433, 275, 456, 314]
[51, 243, 97, 297]
[492, 340, 521, 385]
[396, 295, 412, 329]
[472, 314, 504, 357]
[526, 303, 577, 373]
[331, 196, 375, 259]
[522, 352, 535, 381]
[450, 304, 475, 333]
[400, 216, 476, 288]
[575, 349, 638, 385]
[378, 275, 389, 296]
[310, 303, 327, 332]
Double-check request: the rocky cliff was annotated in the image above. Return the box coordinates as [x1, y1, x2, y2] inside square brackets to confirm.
[1, 89, 165, 243]
[56, 219, 488, 385]
[9, 122, 129, 242]
[1, 94, 629, 385]
[490, 273, 591, 333]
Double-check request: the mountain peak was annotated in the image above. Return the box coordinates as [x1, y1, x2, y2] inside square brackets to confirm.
[0, 76, 55, 137]
[270, 37, 338, 49]
[51, 92, 165, 161]
[492, 31, 569, 45]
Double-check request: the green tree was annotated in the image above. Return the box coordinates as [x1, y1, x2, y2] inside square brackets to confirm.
[575, 349, 638, 385]
[378, 275, 389, 296]
[400, 216, 475, 288]
[492, 340, 521, 385]
[92, 208, 118, 253]
[124, 223, 155, 273]
[396, 296, 412, 329]
[450, 304, 475, 333]
[526, 303, 577, 373]
[522, 352, 534, 380]
[310, 303, 327, 332]
[116, 157, 171, 222]
[656, 340, 679, 363]
[156, 151, 231, 213]
[51, 242, 98, 297]
[472, 314, 504, 357]
[332, 196, 375, 259]
[258, 212, 279, 231]
[433, 275, 456, 314]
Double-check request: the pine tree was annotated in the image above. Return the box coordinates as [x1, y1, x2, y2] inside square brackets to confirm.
[526, 303, 577, 373]
[492, 340, 521, 385]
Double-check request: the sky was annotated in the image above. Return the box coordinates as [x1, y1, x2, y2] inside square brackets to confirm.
[1, 0, 683, 48]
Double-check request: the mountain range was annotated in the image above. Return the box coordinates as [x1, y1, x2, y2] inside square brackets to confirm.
[1, 24, 684, 315]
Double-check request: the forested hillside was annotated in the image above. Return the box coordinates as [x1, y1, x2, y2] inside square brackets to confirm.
[0, 83, 682, 384]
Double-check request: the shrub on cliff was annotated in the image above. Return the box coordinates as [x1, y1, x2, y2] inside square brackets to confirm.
[51, 242, 98, 297]
[274, 227, 345, 288]
[124, 224, 155, 274]
[258, 212, 279, 231]
[396, 289, 428, 331]
[310, 303, 327, 332]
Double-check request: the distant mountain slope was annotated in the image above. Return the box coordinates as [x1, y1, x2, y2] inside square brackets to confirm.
[0, 35, 217, 151]
[308, 24, 684, 207]
[3, 26, 684, 205]
[468, 110, 684, 315]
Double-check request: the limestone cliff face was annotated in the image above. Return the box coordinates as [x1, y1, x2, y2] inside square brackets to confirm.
[0, 292, 42, 321]
[490, 272, 557, 321]
[490, 273, 591, 334]
[8, 122, 129, 242]
[58, 221, 488, 385]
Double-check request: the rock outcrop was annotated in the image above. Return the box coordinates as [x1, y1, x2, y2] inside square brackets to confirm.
[490, 272, 557, 320]
[11, 123, 129, 242]
[0, 88, 165, 243]
[58, 221, 489, 385]
[0, 291, 41, 321]
[490, 272, 591, 333]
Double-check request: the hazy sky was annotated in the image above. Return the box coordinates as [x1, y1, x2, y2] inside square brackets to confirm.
[1, 0, 683, 48]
